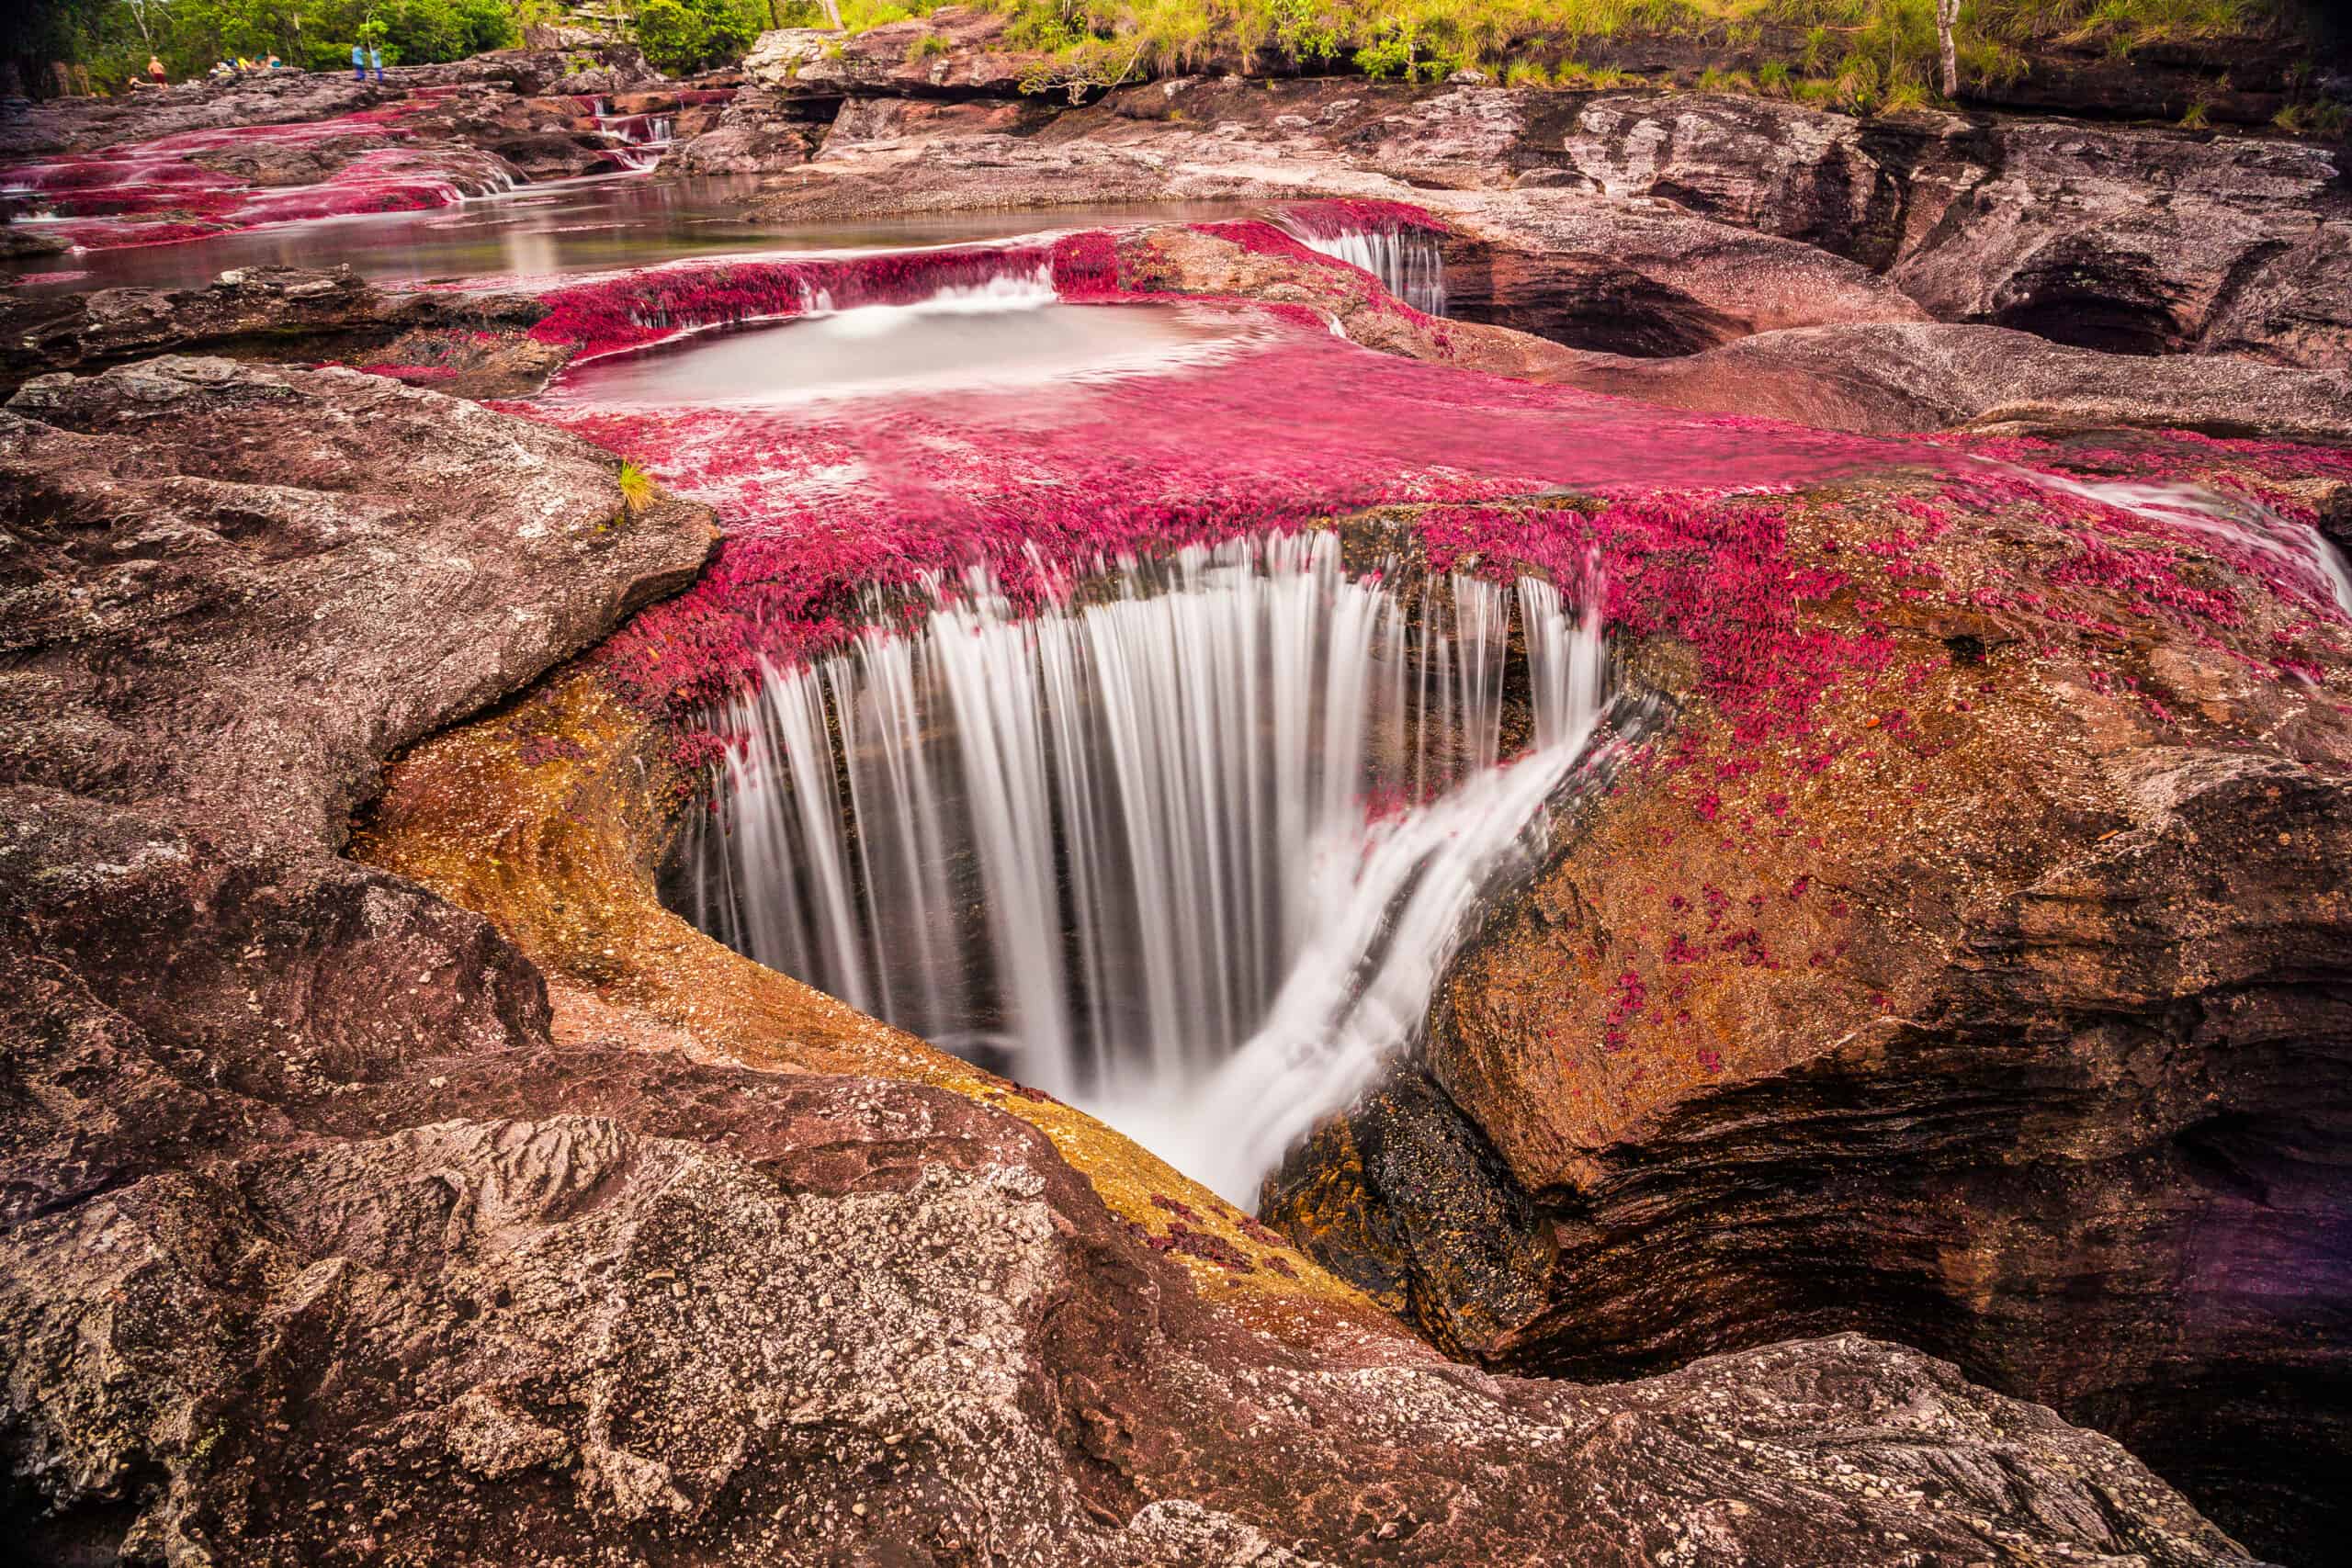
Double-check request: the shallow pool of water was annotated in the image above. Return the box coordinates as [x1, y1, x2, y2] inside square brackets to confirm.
[544, 284, 1242, 409]
[0, 174, 1246, 297]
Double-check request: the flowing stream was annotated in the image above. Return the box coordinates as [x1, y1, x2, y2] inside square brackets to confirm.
[2017, 468, 2352, 617]
[672, 533, 1608, 1201]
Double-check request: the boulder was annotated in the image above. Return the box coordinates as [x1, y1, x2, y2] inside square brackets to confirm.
[0, 355, 712, 854]
[742, 7, 1046, 101]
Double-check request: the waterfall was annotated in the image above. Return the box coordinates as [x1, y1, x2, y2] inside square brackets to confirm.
[1285, 225, 1448, 316]
[673, 533, 1608, 1201]
[594, 108, 678, 172]
[796, 264, 1057, 329]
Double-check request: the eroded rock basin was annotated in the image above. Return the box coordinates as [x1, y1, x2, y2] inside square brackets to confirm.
[7, 79, 2352, 1565]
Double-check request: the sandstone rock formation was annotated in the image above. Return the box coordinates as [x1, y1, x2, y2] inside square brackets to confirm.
[661, 85, 832, 174]
[742, 6, 1046, 102]
[1893, 122, 2352, 367]
[0, 49, 660, 160]
[0, 354, 2285, 1567]
[1532, 320, 2352, 440]
[1544, 93, 2352, 370]
[1265, 476, 2352, 1562]
[0, 266, 552, 390]
[714, 79, 2352, 373]
[0, 355, 710, 853]
[1556, 92, 1990, 268]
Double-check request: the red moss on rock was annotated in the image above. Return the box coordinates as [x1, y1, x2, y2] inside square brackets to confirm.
[1277, 197, 1451, 237]
[528, 243, 1059, 359]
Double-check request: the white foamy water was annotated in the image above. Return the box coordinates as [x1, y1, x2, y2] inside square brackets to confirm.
[804, 264, 1058, 332]
[549, 266, 1244, 407]
[1283, 224, 1448, 316]
[675, 534, 1609, 1201]
[2005, 466, 2352, 619]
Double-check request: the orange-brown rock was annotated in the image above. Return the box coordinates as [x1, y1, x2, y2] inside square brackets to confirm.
[1267, 468, 2352, 1563]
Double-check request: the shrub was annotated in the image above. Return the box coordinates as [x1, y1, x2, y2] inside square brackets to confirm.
[633, 0, 764, 73]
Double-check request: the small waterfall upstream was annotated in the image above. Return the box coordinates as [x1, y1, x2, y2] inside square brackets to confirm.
[1281, 222, 1449, 316]
[673, 533, 1609, 1200]
[595, 110, 678, 173]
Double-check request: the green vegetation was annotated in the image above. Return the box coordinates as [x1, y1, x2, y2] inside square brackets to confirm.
[16, 0, 522, 88]
[957, 0, 2309, 111]
[634, 0, 768, 71]
[616, 458, 659, 513]
[1, 0, 2327, 118]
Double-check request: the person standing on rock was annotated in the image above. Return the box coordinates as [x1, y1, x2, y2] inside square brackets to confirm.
[351, 41, 366, 82]
[369, 45, 385, 83]
[146, 55, 166, 87]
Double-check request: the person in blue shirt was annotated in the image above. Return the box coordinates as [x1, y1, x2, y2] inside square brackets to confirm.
[351, 42, 366, 81]
[369, 44, 384, 82]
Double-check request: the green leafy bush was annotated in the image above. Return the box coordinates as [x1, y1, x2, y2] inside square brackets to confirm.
[634, 0, 764, 73]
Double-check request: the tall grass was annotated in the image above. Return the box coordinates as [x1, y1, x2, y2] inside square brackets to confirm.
[938, 0, 2301, 103]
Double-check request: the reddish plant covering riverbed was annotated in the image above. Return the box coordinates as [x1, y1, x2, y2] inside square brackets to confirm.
[1, 98, 517, 251]
[502, 239, 2352, 768]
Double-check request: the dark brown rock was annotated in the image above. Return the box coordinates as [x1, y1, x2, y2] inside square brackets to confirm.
[1892, 123, 2352, 367]
[0, 265, 551, 390]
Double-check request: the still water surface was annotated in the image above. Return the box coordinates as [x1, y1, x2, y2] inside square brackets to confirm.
[1, 173, 1243, 296]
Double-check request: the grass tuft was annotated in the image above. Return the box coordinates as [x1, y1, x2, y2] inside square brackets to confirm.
[617, 460, 659, 516]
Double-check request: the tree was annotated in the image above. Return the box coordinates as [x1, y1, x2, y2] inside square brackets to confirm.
[122, 0, 168, 50]
[1935, 0, 1960, 98]
[631, 0, 762, 73]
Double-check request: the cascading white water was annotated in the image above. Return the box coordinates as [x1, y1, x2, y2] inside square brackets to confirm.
[595, 109, 678, 173]
[2002, 466, 2352, 618]
[1287, 226, 1448, 316]
[675, 533, 1607, 1201]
